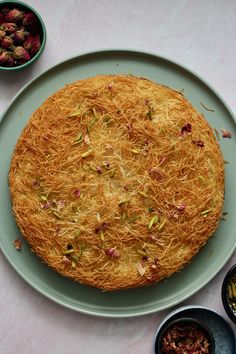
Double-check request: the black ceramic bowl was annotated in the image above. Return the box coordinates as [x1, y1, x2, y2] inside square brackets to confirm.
[155, 316, 215, 354]
[222, 264, 236, 324]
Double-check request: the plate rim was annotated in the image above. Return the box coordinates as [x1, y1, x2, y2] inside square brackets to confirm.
[0, 48, 236, 318]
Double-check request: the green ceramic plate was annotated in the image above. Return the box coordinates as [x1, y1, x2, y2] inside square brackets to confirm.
[0, 50, 235, 318]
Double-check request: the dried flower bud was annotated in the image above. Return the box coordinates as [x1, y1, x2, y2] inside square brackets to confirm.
[1, 7, 11, 15]
[0, 12, 5, 25]
[31, 33, 41, 55]
[22, 12, 37, 26]
[0, 50, 11, 64]
[2, 22, 17, 33]
[13, 30, 29, 43]
[23, 33, 41, 55]
[13, 46, 31, 61]
[5, 8, 23, 22]
[0, 29, 6, 40]
[1, 35, 13, 49]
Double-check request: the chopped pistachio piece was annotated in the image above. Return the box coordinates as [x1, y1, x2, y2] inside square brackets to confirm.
[81, 149, 93, 158]
[74, 132, 83, 144]
[138, 191, 148, 198]
[136, 249, 147, 257]
[148, 215, 158, 230]
[201, 208, 212, 216]
[158, 218, 166, 231]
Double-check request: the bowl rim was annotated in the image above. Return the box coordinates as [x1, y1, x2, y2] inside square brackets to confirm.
[0, 0, 47, 71]
[155, 316, 215, 354]
[221, 264, 236, 324]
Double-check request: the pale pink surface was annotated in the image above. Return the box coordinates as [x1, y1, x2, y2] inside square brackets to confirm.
[0, 1, 236, 353]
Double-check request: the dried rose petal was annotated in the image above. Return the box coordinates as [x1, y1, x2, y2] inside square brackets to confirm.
[221, 129, 232, 138]
[105, 247, 120, 258]
[137, 262, 146, 276]
[73, 189, 81, 197]
[148, 167, 162, 180]
[12, 238, 22, 251]
[32, 179, 40, 188]
[176, 202, 186, 211]
[13, 46, 31, 61]
[96, 165, 102, 174]
[2, 22, 17, 33]
[40, 201, 51, 209]
[22, 12, 37, 26]
[192, 140, 204, 147]
[108, 83, 113, 90]
[5, 8, 23, 22]
[180, 123, 192, 135]
[95, 222, 108, 234]
[1, 35, 13, 49]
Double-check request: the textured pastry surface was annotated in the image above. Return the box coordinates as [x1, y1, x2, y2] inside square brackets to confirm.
[9, 75, 224, 291]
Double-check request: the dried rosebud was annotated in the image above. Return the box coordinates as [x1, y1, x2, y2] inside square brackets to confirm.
[180, 123, 192, 135]
[23, 33, 41, 55]
[12, 238, 22, 251]
[2, 22, 17, 33]
[221, 129, 232, 138]
[0, 29, 6, 40]
[1, 35, 13, 49]
[0, 12, 5, 25]
[105, 247, 120, 258]
[192, 140, 204, 147]
[22, 12, 37, 26]
[1, 7, 11, 15]
[13, 30, 29, 43]
[5, 8, 23, 22]
[13, 46, 31, 61]
[0, 51, 11, 64]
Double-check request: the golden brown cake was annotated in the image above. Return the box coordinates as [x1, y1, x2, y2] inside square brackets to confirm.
[9, 74, 224, 291]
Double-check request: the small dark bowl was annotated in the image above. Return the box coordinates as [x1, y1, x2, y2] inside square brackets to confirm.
[222, 264, 236, 324]
[0, 0, 46, 71]
[155, 317, 215, 354]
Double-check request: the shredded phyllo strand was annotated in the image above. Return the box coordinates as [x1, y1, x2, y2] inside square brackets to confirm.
[200, 102, 215, 112]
